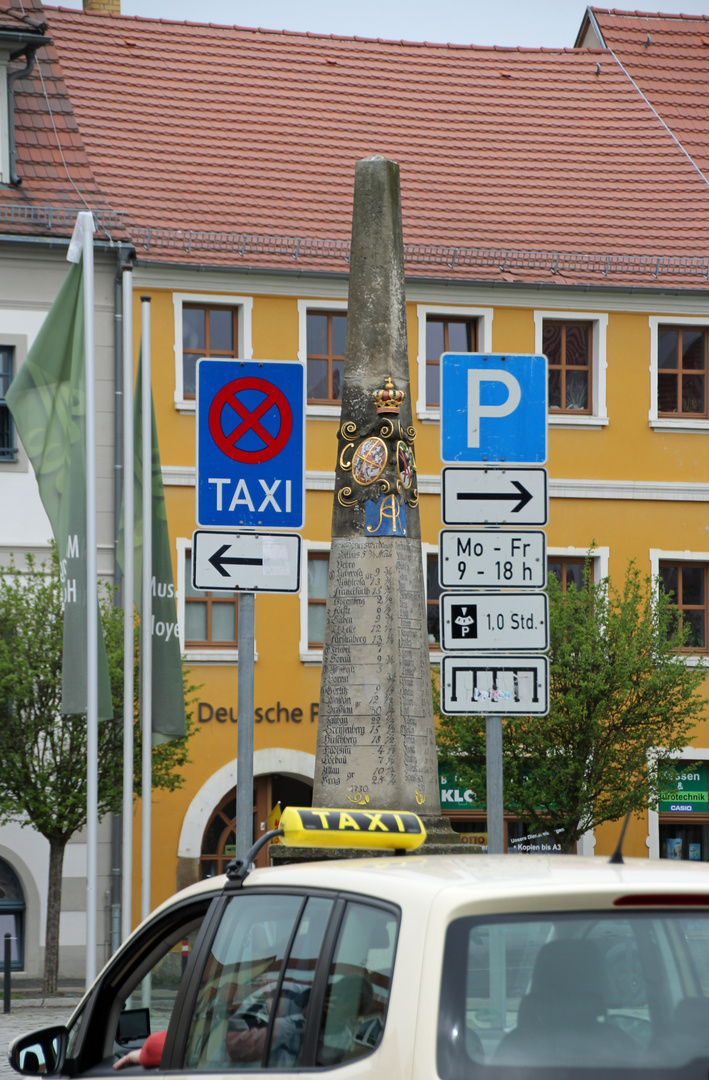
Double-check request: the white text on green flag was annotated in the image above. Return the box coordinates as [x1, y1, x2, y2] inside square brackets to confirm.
[5, 260, 113, 719]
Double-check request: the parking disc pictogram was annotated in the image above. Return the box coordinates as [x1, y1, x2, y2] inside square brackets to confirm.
[197, 359, 305, 530]
[208, 377, 292, 464]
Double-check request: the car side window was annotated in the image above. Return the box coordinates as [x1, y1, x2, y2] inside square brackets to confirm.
[265, 897, 334, 1068]
[182, 893, 398, 1072]
[316, 903, 398, 1067]
[183, 892, 314, 1070]
[114, 925, 203, 1059]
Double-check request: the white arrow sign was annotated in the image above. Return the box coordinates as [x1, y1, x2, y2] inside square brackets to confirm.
[440, 592, 549, 651]
[442, 466, 548, 526]
[192, 530, 301, 593]
[441, 654, 549, 716]
[439, 529, 546, 589]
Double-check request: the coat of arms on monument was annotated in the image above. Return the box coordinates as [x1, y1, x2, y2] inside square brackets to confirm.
[336, 376, 419, 520]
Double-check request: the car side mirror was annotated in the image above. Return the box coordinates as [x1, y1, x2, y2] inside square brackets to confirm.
[9, 1026, 67, 1076]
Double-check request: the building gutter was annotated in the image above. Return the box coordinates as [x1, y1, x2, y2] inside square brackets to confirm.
[130, 256, 709, 300]
[0, 232, 120, 253]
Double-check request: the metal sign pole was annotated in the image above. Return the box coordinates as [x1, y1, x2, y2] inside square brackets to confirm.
[486, 715, 504, 854]
[236, 592, 255, 863]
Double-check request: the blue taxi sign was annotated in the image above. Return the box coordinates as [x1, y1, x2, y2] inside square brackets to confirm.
[196, 359, 305, 529]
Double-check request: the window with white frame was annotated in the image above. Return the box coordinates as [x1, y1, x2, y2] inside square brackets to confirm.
[416, 305, 493, 419]
[0, 332, 29, 472]
[653, 552, 709, 654]
[0, 345, 16, 460]
[534, 311, 608, 427]
[172, 293, 253, 411]
[649, 318, 709, 430]
[300, 543, 330, 661]
[650, 550, 708, 663]
[424, 546, 442, 650]
[297, 300, 348, 418]
[547, 547, 609, 591]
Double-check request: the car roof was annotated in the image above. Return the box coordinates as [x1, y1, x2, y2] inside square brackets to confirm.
[156, 853, 709, 920]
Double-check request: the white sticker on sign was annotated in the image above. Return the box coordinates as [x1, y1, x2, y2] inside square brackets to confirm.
[263, 538, 290, 576]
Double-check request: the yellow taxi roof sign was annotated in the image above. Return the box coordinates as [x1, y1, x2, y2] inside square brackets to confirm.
[279, 807, 427, 850]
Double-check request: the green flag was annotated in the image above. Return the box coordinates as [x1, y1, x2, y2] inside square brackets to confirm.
[5, 260, 113, 719]
[118, 354, 186, 745]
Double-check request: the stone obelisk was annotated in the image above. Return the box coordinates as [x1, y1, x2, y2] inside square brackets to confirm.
[308, 155, 456, 845]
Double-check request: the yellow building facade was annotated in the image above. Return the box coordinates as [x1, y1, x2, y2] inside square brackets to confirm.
[128, 267, 709, 924]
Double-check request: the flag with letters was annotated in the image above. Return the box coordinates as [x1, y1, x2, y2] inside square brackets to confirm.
[6, 260, 113, 718]
[118, 353, 186, 744]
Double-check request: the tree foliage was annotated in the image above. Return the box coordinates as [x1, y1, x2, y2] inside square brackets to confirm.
[436, 560, 707, 853]
[0, 549, 198, 991]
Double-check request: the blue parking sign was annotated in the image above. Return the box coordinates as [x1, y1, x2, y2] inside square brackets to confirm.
[440, 353, 547, 464]
[196, 359, 305, 529]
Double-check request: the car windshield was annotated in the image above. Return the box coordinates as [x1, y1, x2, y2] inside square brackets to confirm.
[438, 910, 709, 1079]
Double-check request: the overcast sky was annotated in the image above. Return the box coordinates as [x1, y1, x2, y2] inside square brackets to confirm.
[50, 0, 709, 49]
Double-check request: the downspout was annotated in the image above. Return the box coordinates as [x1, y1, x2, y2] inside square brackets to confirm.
[8, 46, 38, 185]
[111, 244, 135, 956]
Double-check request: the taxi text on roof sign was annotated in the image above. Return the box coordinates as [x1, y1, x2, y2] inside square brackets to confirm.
[279, 807, 427, 849]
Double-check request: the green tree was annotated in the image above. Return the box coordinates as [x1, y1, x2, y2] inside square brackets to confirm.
[0, 550, 197, 994]
[436, 560, 707, 854]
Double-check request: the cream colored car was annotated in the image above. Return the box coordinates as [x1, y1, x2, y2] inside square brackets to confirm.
[9, 819, 709, 1079]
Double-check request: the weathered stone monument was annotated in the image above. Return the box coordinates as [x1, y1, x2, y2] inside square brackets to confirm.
[275, 155, 459, 858]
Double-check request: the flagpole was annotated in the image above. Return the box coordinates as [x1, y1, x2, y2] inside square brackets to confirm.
[80, 211, 98, 987]
[121, 268, 134, 942]
[140, 297, 152, 925]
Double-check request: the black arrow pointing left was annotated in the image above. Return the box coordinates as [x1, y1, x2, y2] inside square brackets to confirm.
[209, 544, 263, 578]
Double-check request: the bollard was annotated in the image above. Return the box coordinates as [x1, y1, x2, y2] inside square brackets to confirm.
[3, 931, 11, 1014]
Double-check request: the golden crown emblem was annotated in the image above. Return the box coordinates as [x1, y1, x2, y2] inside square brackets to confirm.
[372, 375, 405, 414]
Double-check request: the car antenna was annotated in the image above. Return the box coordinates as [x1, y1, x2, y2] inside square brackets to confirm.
[609, 751, 652, 865]
[608, 809, 632, 865]
[609, 784, 643, 865]
[225, 828, 285, 886]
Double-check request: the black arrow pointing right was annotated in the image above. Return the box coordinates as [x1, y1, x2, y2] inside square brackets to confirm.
[209, 544, 263, 578]
[457, 481, 533, 514]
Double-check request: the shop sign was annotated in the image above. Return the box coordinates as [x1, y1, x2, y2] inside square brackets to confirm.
[658, 763, 708, 813]
[438, 767, 485, 810]
[507, 828, 563, 854]
[460, 832, 487, 849]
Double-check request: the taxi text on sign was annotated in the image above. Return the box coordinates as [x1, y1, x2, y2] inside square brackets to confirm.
[440, 353, 548, 464]
[196, 359, 305, 529]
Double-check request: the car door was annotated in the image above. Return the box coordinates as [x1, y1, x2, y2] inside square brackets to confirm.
[10, 892, 219, 1077]
[11, 884, 400, 1079]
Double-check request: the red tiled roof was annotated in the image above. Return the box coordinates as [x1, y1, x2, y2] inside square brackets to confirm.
[0, 0, 120, 239]
[589, 8, 709, 180]
[3, 5, 709, 286]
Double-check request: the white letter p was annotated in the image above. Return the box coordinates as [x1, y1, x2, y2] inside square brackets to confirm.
[467, 370, 521, 448]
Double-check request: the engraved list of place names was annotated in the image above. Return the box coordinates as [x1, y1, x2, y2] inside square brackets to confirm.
[315, 537, 438, 807]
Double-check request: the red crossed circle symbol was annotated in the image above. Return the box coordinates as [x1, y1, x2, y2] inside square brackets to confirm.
[208, 377, 293, 463]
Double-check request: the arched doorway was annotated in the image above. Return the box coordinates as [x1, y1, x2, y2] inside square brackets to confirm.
[200, 774, 313, 875]
[0, 858, 25, 970]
